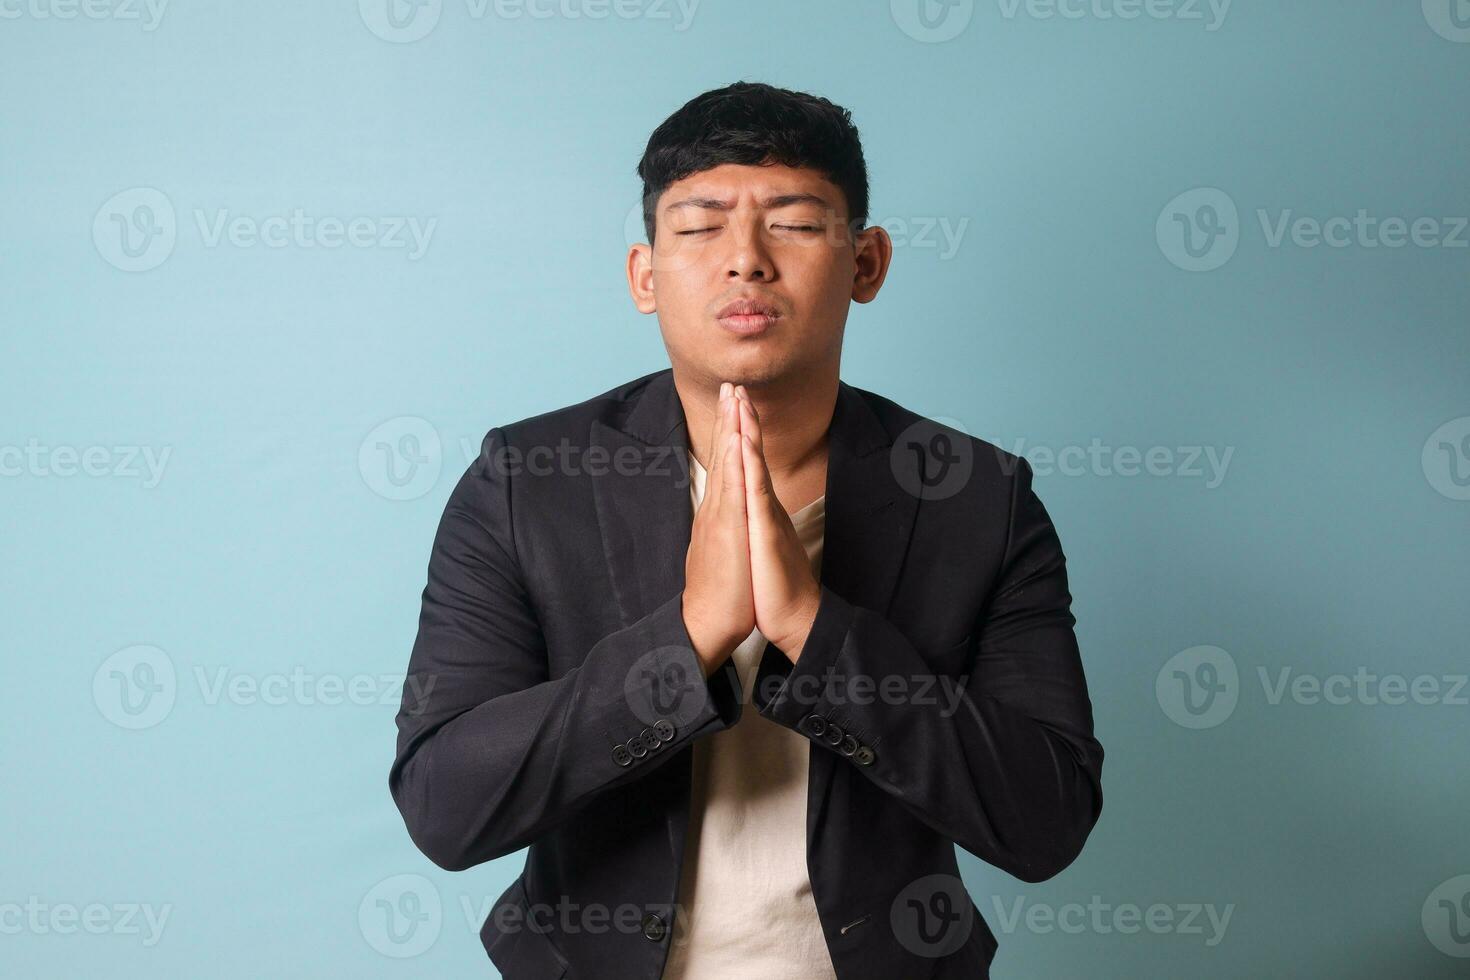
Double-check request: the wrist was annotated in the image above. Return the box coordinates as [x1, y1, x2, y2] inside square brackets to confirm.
[775, 589, 821, 664]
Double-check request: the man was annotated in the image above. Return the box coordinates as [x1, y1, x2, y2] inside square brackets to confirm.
[390, 81, 1104, 979]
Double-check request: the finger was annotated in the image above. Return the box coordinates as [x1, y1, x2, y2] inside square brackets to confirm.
[740, 428, 777, 538]
[720, 430, 746, 521]
[735, 387, 765, 461]
[705, 381, 729, 481]
[702, 382, 732, 508]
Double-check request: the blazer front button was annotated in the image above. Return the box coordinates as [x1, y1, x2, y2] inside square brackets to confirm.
[854, 745, 876, 766]
[801, 713, 827, 737]
[612, 744, 633, 767]
[653, 719, 676, 742]
[641, 912, 667, 941]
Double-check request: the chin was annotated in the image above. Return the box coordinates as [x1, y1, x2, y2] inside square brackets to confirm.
[715, 354, 786, 388]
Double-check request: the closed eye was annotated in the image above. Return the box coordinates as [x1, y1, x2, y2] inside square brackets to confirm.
[675, 225, 822, 235]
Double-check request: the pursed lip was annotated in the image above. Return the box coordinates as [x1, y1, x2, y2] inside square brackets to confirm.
[715, 297, 782, 320]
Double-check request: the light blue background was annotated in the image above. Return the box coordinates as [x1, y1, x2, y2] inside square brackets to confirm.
[3, 1, 1468, 976]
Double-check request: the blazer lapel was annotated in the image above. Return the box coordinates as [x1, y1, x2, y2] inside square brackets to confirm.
[589, 369, 694, 631]
[818, 374, 919, 621]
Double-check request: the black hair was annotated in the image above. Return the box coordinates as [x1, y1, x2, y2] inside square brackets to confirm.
[635, 81, 870, 246]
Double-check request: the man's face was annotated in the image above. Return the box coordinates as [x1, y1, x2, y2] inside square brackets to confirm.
[627, 162, 886, 390]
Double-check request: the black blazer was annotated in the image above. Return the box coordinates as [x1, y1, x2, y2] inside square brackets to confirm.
[390, 367, 1104, 979]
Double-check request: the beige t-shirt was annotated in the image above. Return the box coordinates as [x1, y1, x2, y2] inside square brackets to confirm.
[660, 450, 836, 980]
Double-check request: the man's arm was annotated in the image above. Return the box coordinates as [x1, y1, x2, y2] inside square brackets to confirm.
[389, 426, 742, 872]
[750, 456, 1104, 883]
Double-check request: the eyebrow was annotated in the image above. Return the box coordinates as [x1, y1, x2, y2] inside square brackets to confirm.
[663, 192, 832, 214]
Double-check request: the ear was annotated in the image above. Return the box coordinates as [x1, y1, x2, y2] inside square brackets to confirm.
[851, 224, 894, 304]
[627, 242, 656, 314]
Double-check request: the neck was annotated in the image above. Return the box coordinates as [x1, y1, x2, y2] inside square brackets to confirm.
[675, 366, 837, 483]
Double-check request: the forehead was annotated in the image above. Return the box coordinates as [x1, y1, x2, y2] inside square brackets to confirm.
[659, 162, 843, 216]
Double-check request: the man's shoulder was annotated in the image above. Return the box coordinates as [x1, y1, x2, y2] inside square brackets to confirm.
[840, 379, 1025, 487]
[487, 368, 668, 446]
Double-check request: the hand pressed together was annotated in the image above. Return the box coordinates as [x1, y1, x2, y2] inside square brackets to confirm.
[681, 382, 821, 675]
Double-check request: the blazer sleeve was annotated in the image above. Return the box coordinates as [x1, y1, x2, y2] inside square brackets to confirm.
[749, 456, 1104, 883]
[389, 426, 744, 872]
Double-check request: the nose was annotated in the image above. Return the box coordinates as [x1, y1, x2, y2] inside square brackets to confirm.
[725, 218, 773, 281]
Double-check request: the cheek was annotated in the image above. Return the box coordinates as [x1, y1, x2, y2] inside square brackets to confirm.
[789, 244, 853, 289]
